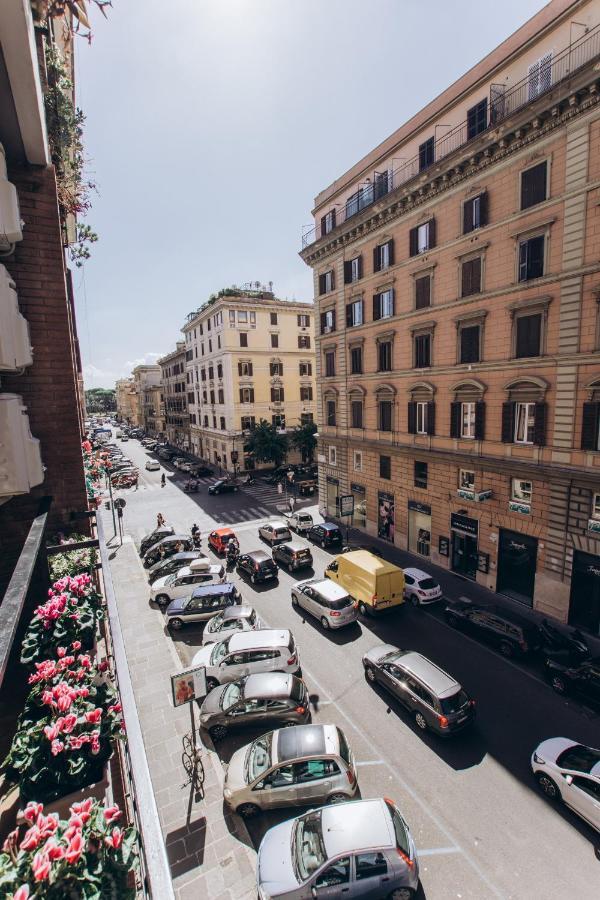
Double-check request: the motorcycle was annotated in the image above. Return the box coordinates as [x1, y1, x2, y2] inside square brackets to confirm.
[226, 543, 240, 569]
[538, 619, 590, 666]
[192, 532, 202, 550]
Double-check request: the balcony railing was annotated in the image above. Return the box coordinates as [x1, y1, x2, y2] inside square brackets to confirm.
[301, 21, 600, 248]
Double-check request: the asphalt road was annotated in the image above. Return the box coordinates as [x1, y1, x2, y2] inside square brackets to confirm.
[110, 434, 600, 900]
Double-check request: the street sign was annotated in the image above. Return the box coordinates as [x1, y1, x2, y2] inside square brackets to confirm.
[171, 665, 207, 707]
[114, 497, 126, 509]
[339, 494, 354, 517]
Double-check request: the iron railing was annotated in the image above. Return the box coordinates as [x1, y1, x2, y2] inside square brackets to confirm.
[302, 21, 600, 248]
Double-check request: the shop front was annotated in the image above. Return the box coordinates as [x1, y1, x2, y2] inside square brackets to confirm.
[569, 550, 600, 636]
[326, 476, 339, 518]
[497, 529, 537, 606]
[450, 512, 479, 580]
[351, 483, 366, 530]
[378, 491, 395, 543]
[408, 500, 431, 557]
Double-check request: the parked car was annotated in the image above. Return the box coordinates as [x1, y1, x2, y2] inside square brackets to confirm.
[147, 551, 208, 584]
[208, 479, 239, 495]
[199, 672, 310, 740]
[325, 550, 405, 617]
[444, 600, 542, 658]
[202, 605, 263, 645]
[545, 657, 600, 703]
[256, 797, 419, 899]
[403, 567, 443, 606]
[179, 461, 193, 473]
[120, 435, 129, 442]
[237, 550, 279, 585]
[143, 534, 193, 569]
[259, 521, 292, 545]
[191, 629, 300, 690]
[223, 723, 357, 818]
[145, 459, 161, 471]
[292, 578, 357, 631]
[271, 542, 313, 573]
[531, 738, 600, 832]
[157, 449, 172, 460]
[539, 619, 591, 667]
[191, 465, 213, 477]
[208, 527, 237, 555]
[283, 511, 314, 534]
[150, 564, 225, 607]
[165, 582, 241, 630]
[363, 644, 475, 736]
[139, 525, 174, 557]
[306, 522, 343, 550]
[172, 457, 186, 469]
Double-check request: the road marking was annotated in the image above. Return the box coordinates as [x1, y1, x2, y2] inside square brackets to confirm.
[355, 759, 385, 767]
[419, 846, 462, 857]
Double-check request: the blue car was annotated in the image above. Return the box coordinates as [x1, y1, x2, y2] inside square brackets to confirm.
[307, 522, 343, 549]
[165, 582, 241, 630]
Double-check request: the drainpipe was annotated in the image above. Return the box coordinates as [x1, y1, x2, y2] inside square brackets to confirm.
[561, 478, 574, 583]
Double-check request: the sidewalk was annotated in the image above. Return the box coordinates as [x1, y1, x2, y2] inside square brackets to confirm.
[102, 523, 256, 899]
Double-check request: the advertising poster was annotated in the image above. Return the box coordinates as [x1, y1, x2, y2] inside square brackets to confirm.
[378, 491, 395, 542]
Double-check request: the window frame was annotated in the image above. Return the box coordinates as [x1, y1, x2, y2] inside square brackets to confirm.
[414, 460, 428, 489]
[517, 232, 546, 282]
[378, 340, 393, 373]
[325, 398, 337, 426]
[414, 272, 432, 310]
[460, 254, 483, 298]
[467, 98, 488, 140]
[324, 350, 336, 378]
[514, 401, 536, 445]
[350, 345, 363, 375]
[379, 455, 391, 480]
[459, 469, 475, 491]
[413, 330, 432, 369]
[415, 401, 428, 435]
[328, 445, 337, 466]
[378, 399, 393, 432]
[460, 401, 476, 439]
[520, 159, 549, 211]
[419, 136, 435, 171]
[511, 478, 532, 503]
[350, 398, 363, 429]
[353, 450, 363, 471]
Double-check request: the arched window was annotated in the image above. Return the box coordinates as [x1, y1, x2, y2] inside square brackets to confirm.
[348, 385, 365, 430]
[581, 378, 600, 451]
[408, 381, 435, 435]
[502, 377, 548, 446]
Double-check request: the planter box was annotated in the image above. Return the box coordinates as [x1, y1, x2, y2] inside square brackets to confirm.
[17, 768, 109, 824]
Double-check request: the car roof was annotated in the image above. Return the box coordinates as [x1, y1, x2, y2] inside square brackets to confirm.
[214, 527, 234, 536]
[320, 522, 341, 532]
[404, 567, 435, 581]
[321, 798, 394, 857]
[247, 550, 271, 562]
[393, 651, 460, 698]
[275, 724, 336, 763]
[281, 541, 309, 552]
[268, 520, 289, 529]
[302, 579, 349, 600]
[191, 582, 236, 597]
[228, 629, 290, 650]
[338, 550, 402, 576]
[158, 534, 190, 544]
[222, 605, 254, 620]
[244, 673, 293, 700]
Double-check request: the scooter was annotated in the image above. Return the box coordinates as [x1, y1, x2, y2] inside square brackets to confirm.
[184, 480, 199, 493]
[226, 544, 239, 570]
[192, 532, 202, 550]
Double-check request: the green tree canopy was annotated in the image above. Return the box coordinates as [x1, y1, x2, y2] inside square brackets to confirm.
[85, 388, 116, 412]
[245, 420, 288, 467]
[291, 421, 317, 462]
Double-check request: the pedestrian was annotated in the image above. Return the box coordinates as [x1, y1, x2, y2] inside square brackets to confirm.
[161, 473, 166, 488]
[157, 512, 165, 528]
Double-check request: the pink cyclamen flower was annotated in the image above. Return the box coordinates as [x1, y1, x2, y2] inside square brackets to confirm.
[44, 837, 65, 861]
[19, 826, 41, 851]
[31, 851, 51, 881]
[85, 708, 102, 725]
[36, 813, 59, 838]
[71, 640, 82, 651]
[56, 694, 73, 712]
[50, 739, 64, 756]
[41, 690, 54, 706]
[78, 655, 92, 669]
[57, 647, 67, 658]
[2, 827, 19, 853]
[103, 804, 121, 824]
[108, 703, 122, 714]
[61, 713, 78, 734]
[105, 826, 124, 850]
[12, 886, 30, 900]
[65, 832, 83, 864]
[23, 802, 43, 824]
[43, 723, 60, 742]
[70, 797, 93, 822]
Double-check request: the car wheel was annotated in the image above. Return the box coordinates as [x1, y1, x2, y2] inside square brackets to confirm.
[409, 594, 419, 608]
[208, 724, 227, 741]
[364, 665, 376, 684]
[388, 889, 414, 900]
[291, 593, 299, 607]
[168, 618, 183, 631]
[327, 792, 349, 804]
[415, 711, 428, 732]
[155, 594, 169, 607]
[236, 802, 260, 819]
[206, 677, 219, 692]
[499, 640, 514, 658]
[550, 674, 568, 695]
[536, 772, 561, 801]
[320, 616, 330, 631]
[446, 612, 460, 628]
[358, 601, 368, 617]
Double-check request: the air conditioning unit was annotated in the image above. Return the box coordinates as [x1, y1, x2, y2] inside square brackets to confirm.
[0, 394, 44, 498]
[0, 265, 32, 370]
[0, 144, 23, 249]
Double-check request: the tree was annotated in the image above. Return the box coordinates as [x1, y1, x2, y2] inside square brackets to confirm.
[85, 388, 116, 413]
[291, 421, 317, 463]
[245, 420, 288, 468]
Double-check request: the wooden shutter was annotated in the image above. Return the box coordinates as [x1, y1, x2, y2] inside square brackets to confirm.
[407, 402, 417, 434]
[529, 236, 545, 278]
[388, 240, 395, 266]
[501, 402, 515, 443]
[516, 314, 541, 358]
[519, 241, 528, 281]
[373, 246, 380, 273]
[270, 388, 276, 402]
[450, 402, 461, 438]
[330, 270, 335, 291]
[249, 388, 254, 403]
[390, 289, 395, 316]
[533, 402, 547, 446]
[330, 209, 336, 229]
[346, 304, 353, 327]
[344, 261, 352, 284]
[427, 401, 436, 436]
[318, 274, 326, 295]
[581, 402, 600, 450]
[415, 276, 430, 309]
[297, 314, 301, 326]
[237, 362, 242, 376]
[479, 192, 488, 227]
[475, 401, 486, 440]
[373, 294, 381, 321]
[331, 310, 336, 331]
[463, 199, 474, 234]
[280, 388, 285, 401]
[428, 218, 436, 249]
[409, 227, 418, 257]
[307, 362, 312, 376]
[320, 215, 326, 236]
[248, 362, 253, 376]
[521, 161, 547, 210]
[239, 388, 244, 403]
[358, 256, 363, 279]
[320, 312, 326, 334]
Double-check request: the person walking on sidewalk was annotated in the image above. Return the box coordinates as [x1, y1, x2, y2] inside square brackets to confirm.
[157, 512, 165, 528]
[161, 473, 166, 488]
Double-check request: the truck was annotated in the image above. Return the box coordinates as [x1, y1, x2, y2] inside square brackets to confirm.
[284, 510, 314, 534]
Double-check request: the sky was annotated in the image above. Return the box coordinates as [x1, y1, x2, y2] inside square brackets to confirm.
[76, 0, 549, 389]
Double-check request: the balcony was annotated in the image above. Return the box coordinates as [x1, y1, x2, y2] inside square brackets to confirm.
[301, 22, 600, 248]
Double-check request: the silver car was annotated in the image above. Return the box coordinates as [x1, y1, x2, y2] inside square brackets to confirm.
[259, 520, 293, 545]
[191, 629, 300, 691]
[223, 723, 357, 818]
[202, 605, 263, 645]
[256, 797, 419, 899]
[291, 578, 358, 630]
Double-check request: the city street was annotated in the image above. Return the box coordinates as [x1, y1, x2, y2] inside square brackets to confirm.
[113, 436, 600, 900]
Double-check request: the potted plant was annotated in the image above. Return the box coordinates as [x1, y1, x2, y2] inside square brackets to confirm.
[21, 576, 102, 667]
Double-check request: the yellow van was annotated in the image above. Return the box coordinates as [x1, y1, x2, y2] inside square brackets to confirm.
[324, 550, 405, 616]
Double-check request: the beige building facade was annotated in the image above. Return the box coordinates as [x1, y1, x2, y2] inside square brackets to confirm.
[143, 384, 165, 437]
[131, 365, 161, 429]
[158, 343, 189, 449]
[301, 0, 600, 634]
[115, 378, 137, 424]
[182, 287, 316, 472]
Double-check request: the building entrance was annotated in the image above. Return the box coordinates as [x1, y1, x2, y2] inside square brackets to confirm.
[497, 529, 537, 606]
[450, 513, 479, 580]
[569, 550, 600, 636]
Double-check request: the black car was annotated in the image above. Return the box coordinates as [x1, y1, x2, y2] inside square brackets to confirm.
[237, 550, 279, 585]
[307, 522, 343, 549]
[139, 525, 175, 557]
[272, 542, 313, 572]
[208, 480, 239, 496]
[191, 465, 213, 477]
[545, 657, 600, 704]
[444, 600, 541, 658]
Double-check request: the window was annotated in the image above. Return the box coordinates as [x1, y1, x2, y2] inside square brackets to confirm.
[415, 274, 431, 309]
[514, 402, 535, 444]
[324, 351, 336, 377]
[351, 400, 363, 429]
[300, 385, 313, 401]
[593, 493, 600, 519]
[467, 98, 488, 139]
[379, 400, 393, 431]
[321, 209, 336, 235]
[203, 415, 209, 427]
[297, 313, 310, 328]
[528, 53, 552, 100]
[229, 310, 236, 325]
[237, 310, 248, 324]
[240, 333, 248, 348]
[346, 299, 363, 327]
[241, 415, 255, 431]
[220, 416, 226, 430]
[212, 415, 217, 429]
[298, 335, 311, 349]
[414, 461, 428, 488]
[208, 365, 214, 379]
[321, 309, 336, 334]
[419, 136, 434, 171]
[373, 289, 394, 321]
[459, 324, 481, 363]
[521, 161, 548, 210]
[201, 368, 206, 381]
[326, 399, 336, 426]
[301, 412, 314, 425]
[208, 339, 212, 352]
[356, 852, 388, 881]
[239, 387, 254, 404]
[270, 333, 279, 348]
[512, 478, 532, 503]
[414, 333, 431, 368]
[451, 398, 485, 440]
[210, 390, 215, 404]
[238, 361, 253, 377]
[461, 257, 482, 297]
[299, 360, 312, 376]
[373, 240, 394, 272]
[519, 235, 545, 281]
[344, 256, 363, 284]
[270, 361, 283, 376]
[270, 312, 278, 325]
[408, 399, 435, 436]
[272, 414, 286, 429]
[217, 363, 223, 378]
[270, 386, 285, 402]
[463, 193, 488, 233]
[315, 858, 350, 889]
[515, 313, 541, 358]
[218, 389, 224, 404]
[350, 346, 363, 374]
[319, 270, 335, 295]
[416, 401, 428, 435]
[459, 469, 475, 490]
[353, 450, 363, 471]
[328, 445, 337, 465]
[460, 402, 476, 439]
[581, 402, 600, 451]
[380, 455, 391, 479]
[378, 340, 392, 372]
[410, 219, 436, 256]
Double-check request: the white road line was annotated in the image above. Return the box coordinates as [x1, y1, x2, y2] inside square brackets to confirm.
[355, 760, 385, 767]
[419, 846, 462, 857]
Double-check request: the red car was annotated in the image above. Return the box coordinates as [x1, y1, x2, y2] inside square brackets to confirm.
[208, 527, 237, 555]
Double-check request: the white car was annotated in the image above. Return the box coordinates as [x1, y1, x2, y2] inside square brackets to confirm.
[531, 738, 600, 832]
[403, 567, 443, 606]
[258, 521, 292, 545]
[150, 564, 225, 607]
[179, 461, 193, 473]
[145, 459, 161, 471]
[202, 605, 263, 645]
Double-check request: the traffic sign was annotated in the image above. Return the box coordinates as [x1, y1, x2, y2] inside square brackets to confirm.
[114, 497, 126, 509]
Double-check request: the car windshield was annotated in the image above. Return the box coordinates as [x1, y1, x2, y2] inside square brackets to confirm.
[439, 690, 469, 715]
[165, 574, 177, 586]
[293, 811, 326, 883]
[388, 804, 411, 859]
[245, 733, 272, 783]
[210, 638, 230, 665]
[556, 744, 600, 774]
[207, 613, 223, 632]
[418, 577, 438, 590]
[220, 681, 243, 711]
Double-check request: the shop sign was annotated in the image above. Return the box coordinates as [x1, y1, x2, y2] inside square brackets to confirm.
[326, 476, 339, 486]
[438, 536, 450, 557]
[477, 551, 490, 574]
[339, 494, 354, 517]
[587, 518, 600, 534]
[350, 483, 365, 494]
[450, 513, 479, 537]
[457, 488, 476, 502]
[509, 500, 531, 515]
[457, 489, 492, 502]
[408, 499, 431, 515]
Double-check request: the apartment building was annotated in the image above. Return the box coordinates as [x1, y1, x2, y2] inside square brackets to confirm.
[182, 287, 316, 472]
[130, 364, 161, 430]
[301, 0, 600, 633]
[115, 378, 136, 423]
[158, 343, 189, 448]
[143, 384, 165, 437]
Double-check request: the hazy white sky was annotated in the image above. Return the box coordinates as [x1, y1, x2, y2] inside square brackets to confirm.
[76, 0, 548, 388]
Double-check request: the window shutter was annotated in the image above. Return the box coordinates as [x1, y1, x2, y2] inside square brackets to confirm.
[237, 362, 242, 376]
[320, 215, 326, 236]
[428, 218, 436, 248]
[415, 276, 430, 309]
[533, 402, 547, 446]
[330, 209, 336, 229]
[320, 312, 326, 333]
[280, 388, 285, 401]
[450, 402, 461, 438]
[427, 401, 436, 436]
[358, 256, 363, 279]
[331, 310, 336, 331]
[407, 402, 417, 434]
[516, 314, 541, 358]
[501, 402, 515, 443]
[344, 261, 352, 284]
[346, 304, 353, 327]
[373, 294, 381, 321]
[388, 240, 395, 266]
[373, 246, 380, 273]
[390, 289, 395, 316]
[308, 363, 312, 376]
[461, 261, 472, 298]
[270, 388, 275, 402]
[475, 401, 486, 440]
[479, 192, 488, 227]
[409, 227, 418, 257]
[521, 161, 547, 210]
[463, 200, 474, 234]
[330, 270, 335, 291]
[249, 388, 254, 403]
[239, 388, 244, 403]
[529, 236, 545, 278]
[319, 274, 325, 295]
[519, 241, 528, 281]
[581, 402, 600, 450]
[248, 362, 253, 375]
[297, 314, 301, 326]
